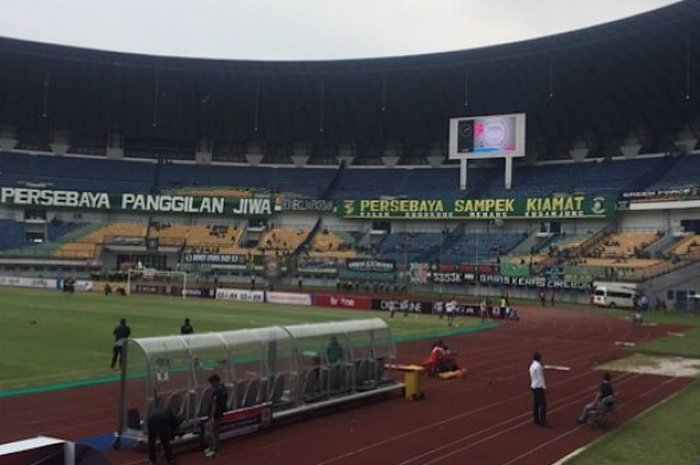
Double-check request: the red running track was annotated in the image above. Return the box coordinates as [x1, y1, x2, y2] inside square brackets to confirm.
[0, 306, 691, 465]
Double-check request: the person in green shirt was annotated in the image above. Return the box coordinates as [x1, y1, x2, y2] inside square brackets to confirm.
[327, 336, 345, 364]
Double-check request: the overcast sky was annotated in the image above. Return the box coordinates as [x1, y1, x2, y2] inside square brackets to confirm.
[0, 0, 682, 61]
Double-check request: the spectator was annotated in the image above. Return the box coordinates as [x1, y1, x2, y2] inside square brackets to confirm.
[577, 373, 614, 424]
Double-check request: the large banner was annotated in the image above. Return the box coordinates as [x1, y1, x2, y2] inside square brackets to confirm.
[338, 195, 614, 220]
[0, 187, 273, 217]
[478, 274, 593, 290]
[339, 258, 396, 281]
[621, 187, 700, 203]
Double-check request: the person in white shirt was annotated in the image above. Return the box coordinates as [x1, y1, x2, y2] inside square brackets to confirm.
[446, 299, 456, 327]
[529, 351, 547, 426]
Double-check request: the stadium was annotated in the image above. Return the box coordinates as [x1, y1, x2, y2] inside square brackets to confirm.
[1, 1, 700, 464]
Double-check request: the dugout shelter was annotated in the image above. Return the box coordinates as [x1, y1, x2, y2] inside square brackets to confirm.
[115, 318, 400, 445]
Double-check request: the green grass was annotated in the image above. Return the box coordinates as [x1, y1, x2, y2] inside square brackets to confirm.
[565, 379, 700, 465]
[0, 287, 489, 391]
[634, 326, 700, 358]
[561, 307, 700, 465]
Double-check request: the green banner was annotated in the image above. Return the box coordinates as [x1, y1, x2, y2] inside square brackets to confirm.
[337, 195, 614, 220]
[499, 263, 531, 278]
[338, 268, 395, 281]
[0, 187, 273, 217]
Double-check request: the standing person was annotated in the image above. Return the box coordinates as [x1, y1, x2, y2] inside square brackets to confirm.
[110, 318, 131, 370]
[641, 294, 650, 312]
[499, 296, 508, 319]
[577, 373, 614, 424]
[446, 299, 456, 327]
[147, 406, 180, 465]
[434, 297, 444, 319]
[529, 351, 547, 426]
[539, 290, 546, 307]
[401, 298, 410, 317]
[550, 290, 556, 307]
[632, 294, 640, 312]
[180, 318, 194, 335]
[204, 374, 228, 458]
[480, 297, 488, 322]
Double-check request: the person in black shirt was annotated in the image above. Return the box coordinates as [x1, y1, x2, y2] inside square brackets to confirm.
[180, 318, 194, 335]
[577, 373, 614, 424]
[110, 318, 131, 370]
[204, 374, 228, 458]
[147, 406, 181, 465]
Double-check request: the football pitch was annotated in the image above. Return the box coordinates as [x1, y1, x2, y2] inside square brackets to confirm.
[0, 287, 489, 392]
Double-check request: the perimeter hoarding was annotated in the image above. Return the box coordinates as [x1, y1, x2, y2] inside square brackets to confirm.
[338, 195, 614, 220]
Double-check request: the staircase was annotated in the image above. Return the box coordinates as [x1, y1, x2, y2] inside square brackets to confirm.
[646, 232, 685, 258]
[510, 231, 548, 255]
[319, 162, 346, 199]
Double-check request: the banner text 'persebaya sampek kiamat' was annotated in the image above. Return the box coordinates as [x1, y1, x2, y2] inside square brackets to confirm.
[0, 187, 273, 216]
[338, 195, 614, 220]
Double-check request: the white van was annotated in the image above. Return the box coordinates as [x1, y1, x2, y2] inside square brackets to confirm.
[593, 285, 637, 309]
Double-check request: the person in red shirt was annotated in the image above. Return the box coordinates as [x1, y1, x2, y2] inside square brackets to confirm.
[423, 341, 446, 376]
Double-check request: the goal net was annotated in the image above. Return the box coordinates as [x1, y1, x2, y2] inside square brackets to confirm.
[127, 268, 189, 298]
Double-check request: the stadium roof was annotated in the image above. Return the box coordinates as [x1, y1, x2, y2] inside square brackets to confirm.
[0, 0, 698, 163]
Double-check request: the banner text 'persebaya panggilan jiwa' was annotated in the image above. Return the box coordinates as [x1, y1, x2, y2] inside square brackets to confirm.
[0, 187, 272, 216]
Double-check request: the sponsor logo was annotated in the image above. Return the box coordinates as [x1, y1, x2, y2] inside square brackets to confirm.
[592, 197, 606, 215]
[280, 198, 335, 212]
[215, 288, 265, 302]
[267, 292, 313, 306]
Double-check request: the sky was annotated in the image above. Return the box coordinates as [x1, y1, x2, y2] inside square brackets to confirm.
[0, 0, 682, 61]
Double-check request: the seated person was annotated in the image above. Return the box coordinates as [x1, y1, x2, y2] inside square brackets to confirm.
[509, 308, 521, 321]
[440, 344, 459, 372]
[423, 340, 446, 375]
[577, 373, 614, 424]
[327, 336, 345, 364]
[423, 341, 459, 375]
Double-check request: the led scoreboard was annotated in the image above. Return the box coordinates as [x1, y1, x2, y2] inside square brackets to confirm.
[449, 113, 526, 160]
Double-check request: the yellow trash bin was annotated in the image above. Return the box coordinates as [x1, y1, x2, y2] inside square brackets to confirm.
[403, 365, 425, 400]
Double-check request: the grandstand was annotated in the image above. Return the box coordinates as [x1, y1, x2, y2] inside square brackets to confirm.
[0, 0, 697, 312]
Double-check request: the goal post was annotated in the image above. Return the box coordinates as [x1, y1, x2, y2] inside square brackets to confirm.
[127, 268, 189, 298]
